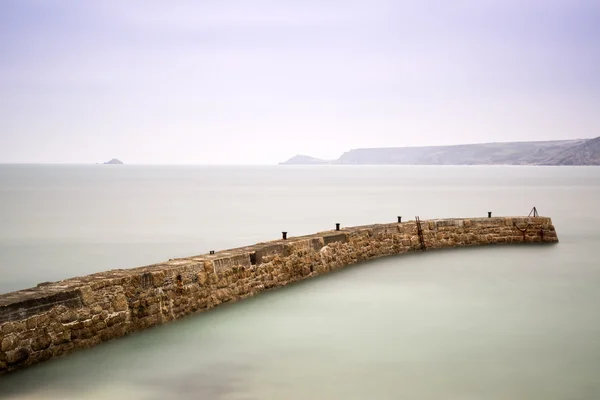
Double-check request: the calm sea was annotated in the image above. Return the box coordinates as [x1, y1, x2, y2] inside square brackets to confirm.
[0, 165, 599, 399]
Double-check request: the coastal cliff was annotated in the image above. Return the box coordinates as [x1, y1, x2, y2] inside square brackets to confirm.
[280, 137, 600, 165]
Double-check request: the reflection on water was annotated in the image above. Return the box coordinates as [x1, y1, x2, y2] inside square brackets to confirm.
[1, 166, 599, 399]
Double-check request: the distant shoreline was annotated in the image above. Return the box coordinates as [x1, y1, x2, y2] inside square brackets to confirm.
[0, 163, 598, 168]
[281, 137, 600, 166]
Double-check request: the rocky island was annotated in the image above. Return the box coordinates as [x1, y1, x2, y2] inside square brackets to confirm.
[103, 159, 124, 165]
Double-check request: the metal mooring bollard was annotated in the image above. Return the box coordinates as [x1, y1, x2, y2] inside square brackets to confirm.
[488, 212, 492, 218]
[398, 216, 402, 223]
[336, 223, 340, 231]
[282, 231, 287, 240]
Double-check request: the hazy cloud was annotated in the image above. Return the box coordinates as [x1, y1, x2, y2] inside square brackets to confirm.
[1, 0, 599, 164]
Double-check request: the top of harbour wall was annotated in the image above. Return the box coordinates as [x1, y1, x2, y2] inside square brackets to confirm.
[0, 216, 554, 322]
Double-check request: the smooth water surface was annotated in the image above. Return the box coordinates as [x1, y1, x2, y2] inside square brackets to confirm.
[0, 165, 599, 399]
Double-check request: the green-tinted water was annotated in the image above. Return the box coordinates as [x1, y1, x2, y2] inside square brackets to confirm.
[0, 165, 599, 399]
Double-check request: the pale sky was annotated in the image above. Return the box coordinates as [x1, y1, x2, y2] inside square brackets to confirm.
[1, 0, 599, 164]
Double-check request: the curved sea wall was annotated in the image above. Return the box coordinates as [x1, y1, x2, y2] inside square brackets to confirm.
[0, 216, 558, 374]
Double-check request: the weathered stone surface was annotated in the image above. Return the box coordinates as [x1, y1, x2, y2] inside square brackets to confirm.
[59, 310, 78, 324]
[0, 216, 558, 375]
[51, 330, 71, 345]
[1, 322, 15, 335]
[1, 335, 18, 352]
[31, 333, 52, 352]
[112, 293, 128, 312]
[91, 305, 103, 315]
[323, 233, 348, 245]
[78, 286, 95, 306]
[6, 348, 29, 365]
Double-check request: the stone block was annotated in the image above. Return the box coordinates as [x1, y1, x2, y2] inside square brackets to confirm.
[59, 310, 78, 324]
[1, 336, 18, 352]
[78, 286, 95, 306]
[91, 305, 103, 315]
[322, 233, 348, 245]
[140, 272, 154, 289]
[51, 330, 71, 345]
[6, 348, 30, 365]
[31, 334, 52, 352]
[112, 293, 129, 312]
[0, 289, 83, 324]
[254, 244, 289, 265]
[1, 323, 15, 335]
[212, 254, 252, 274]
[71, 328, 93, 340]
[197, 271, 209, 285]
[26, 316, 39, 330]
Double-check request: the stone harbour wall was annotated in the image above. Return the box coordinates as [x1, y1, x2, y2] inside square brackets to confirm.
[0, 216, 558, 375]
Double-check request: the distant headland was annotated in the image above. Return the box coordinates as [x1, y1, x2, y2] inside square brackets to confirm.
[103, 159, 124, 165]
[280, 137, 600, 166]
